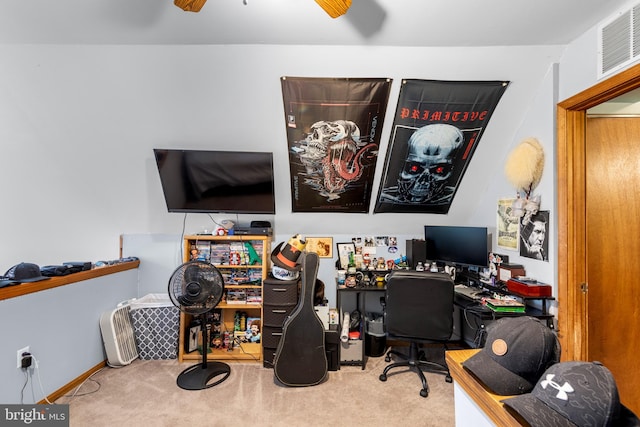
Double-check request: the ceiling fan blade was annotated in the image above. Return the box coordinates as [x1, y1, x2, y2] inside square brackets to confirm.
[174, 0, 207, 12]
[314, 0, 352, 18]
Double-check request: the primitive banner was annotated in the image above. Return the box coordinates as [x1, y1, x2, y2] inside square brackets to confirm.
[374, 79, 509, 214]
[281, 77, 392, 213]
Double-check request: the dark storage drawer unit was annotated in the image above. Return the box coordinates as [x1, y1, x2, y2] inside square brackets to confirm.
[262, 276, 299, 368]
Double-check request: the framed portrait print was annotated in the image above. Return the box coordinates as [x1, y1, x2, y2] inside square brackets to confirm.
[336, 242, 356, 269]
[305, 237, 333, 258]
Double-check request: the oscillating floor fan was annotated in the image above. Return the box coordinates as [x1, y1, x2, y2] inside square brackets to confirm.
[168, 261, 230, 390]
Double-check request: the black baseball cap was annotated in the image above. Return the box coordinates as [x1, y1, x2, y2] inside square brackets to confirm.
[0, 277, 19, 288]
[502, 361, 640, 426]
[463, 316, 560, 395]
[4, 262, 50, 283]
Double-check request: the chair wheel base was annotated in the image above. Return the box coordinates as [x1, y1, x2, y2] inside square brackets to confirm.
[379, 374, 387, 382]
[420, 389, 428, 398]
[445, 375, 453, 383]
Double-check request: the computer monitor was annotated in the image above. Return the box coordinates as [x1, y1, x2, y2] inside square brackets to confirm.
[424, 225, 489, 268]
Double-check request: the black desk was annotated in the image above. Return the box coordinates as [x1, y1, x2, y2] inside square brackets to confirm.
[336, 280, 556, 364]
[336, 284, 386, 369]
[454, 290, 555, 348]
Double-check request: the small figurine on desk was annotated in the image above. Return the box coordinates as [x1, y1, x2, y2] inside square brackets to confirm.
[363, 253, 371, 269]
[444, 265, 456, 281]
[376, 257, 386, 270]
[416, 262, 425, 271]
[361, 274, 371, 286]
[345, 274, 357, 288]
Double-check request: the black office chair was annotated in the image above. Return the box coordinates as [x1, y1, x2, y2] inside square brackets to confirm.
[379, 270, 454, 397]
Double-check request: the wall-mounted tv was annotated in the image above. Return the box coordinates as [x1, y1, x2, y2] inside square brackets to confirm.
[424, 225, 489, 268]
[153, 149, 276, 214]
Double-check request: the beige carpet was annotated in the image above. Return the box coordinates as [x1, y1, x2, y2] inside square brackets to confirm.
[56, 352, 455, 427]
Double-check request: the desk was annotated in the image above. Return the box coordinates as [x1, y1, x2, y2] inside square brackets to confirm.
[446, 349, 524, 427]
[454, 290, 554, 348]
[336, 281, 462, 368]
[336, 284, 386, 369]
[336, 277, 556, 365]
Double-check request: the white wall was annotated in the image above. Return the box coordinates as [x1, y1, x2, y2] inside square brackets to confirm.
[558, 0, 640, 100]
[0, 44, 563, 282]
[0, 269, 137, 404]
[473, 63, 559, 285]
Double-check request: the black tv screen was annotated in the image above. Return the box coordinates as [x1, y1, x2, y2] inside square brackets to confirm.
[424, 225, 488, 268]
[153, 149, 276, 214]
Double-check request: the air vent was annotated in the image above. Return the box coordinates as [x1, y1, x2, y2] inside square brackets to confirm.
[598, 3, 640, 78]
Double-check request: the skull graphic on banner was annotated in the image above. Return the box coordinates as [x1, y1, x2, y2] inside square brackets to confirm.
[375, 79, 509, 214]
[396, 124, 464, 204]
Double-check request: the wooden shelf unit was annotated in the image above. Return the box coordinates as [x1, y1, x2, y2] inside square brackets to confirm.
[178, 234, 270, 363]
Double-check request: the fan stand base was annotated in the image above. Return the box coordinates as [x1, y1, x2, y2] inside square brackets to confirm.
[177, 362, 231, 390]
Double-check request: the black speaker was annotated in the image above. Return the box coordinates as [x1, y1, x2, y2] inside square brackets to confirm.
[324, 330, 339, 371]
[406, 239, 426, 269]
[250, 221, 271, 228]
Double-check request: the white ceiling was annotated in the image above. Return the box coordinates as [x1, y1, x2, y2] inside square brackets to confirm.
[0, 0, 633, 46]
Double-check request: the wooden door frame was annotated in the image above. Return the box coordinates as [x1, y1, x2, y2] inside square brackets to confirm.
[557, 63, 640, 360]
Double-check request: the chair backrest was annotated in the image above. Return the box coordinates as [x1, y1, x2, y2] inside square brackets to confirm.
[384, 270, 454, 341]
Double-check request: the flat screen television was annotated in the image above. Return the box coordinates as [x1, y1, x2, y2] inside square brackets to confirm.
[153, 149, 276, 214]
[424, 225, 489, 268]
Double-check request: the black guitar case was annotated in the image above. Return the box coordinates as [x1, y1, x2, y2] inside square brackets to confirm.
[273, 252, 328, 386]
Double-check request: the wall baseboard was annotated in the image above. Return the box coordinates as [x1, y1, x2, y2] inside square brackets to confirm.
[40, 360, 107, 404]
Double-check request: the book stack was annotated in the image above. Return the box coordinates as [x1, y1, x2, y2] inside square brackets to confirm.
[246, 288, 262, 305]
[484, 298, 526, 313]
[192, 241, 211, 262]
[226, 289, 247, 304]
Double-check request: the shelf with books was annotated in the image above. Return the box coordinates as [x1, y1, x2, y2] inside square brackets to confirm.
[178, 234, 269, 363]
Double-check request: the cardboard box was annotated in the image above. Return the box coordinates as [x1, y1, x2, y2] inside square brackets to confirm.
[498, 263, 526, 282]
[314, 305, 330, 330]
[340, 339, 363, 362]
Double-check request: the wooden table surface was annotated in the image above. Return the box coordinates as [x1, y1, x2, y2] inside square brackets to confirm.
[446, 349, 525, 427]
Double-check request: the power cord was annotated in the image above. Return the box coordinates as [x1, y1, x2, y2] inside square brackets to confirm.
[20, 369, 29, 405]
[32, 355, 53, 405]
[214, 323, 260, 362]
[64, 367, 104, 400]
[18, 353, 54, 405]
[180, 212, 187, 261]
[473, 325, 487, 349]
[231, 337, 260, 362]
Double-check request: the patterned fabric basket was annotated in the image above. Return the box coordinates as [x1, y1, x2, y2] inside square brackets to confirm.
[129, 294, 179, 360]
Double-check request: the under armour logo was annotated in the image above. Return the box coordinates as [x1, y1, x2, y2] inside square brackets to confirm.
[540, 374, 574, 400]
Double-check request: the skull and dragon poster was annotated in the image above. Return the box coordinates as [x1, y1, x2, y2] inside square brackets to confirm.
[374, 79, 509, 214]
[280, 77, 392, 213]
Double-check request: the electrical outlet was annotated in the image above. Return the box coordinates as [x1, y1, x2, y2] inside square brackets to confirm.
[17, 346, 29, 369]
